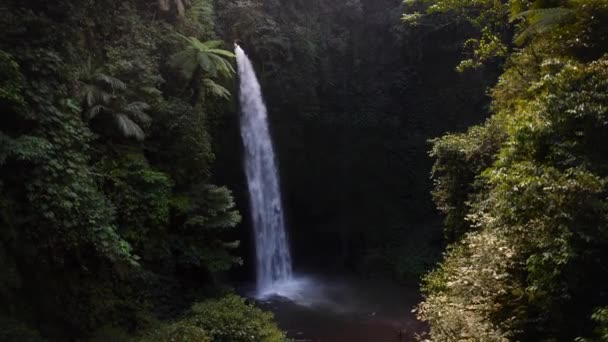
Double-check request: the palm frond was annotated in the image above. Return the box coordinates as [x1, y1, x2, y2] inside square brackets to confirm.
[197, 53, 216, 76]
[203, 40, 224, 49]
[207, 48, 236, 58]
[170, 35, 236, 90]
[84, 105, 107, 121]
[173, 32, 192, 44]
[204, 78, 231, 100]
[213, 55, 235, 76]
[95, 74, 126, 92]
[86, 85, 112, 104]
[125, 101, 151, 113]
[124, 101, 152, 125]
[115, 113, 145, 141]
[189, 37, 208, 51]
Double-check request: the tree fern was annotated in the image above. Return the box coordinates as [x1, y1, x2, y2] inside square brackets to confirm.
[124, 101, 152, 124]
[169, 36, 235, 101]
[95, 73, 126, 92]
[115, 113, 145, 141]
[78, 58, 125, 107]
[170, 35, 235, 78]
[84, 104, 107, 120]
[78, 63, 151, 141]
[203, 78, 231, 99]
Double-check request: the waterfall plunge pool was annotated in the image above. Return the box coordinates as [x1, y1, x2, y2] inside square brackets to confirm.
[240, 273, 426, 342]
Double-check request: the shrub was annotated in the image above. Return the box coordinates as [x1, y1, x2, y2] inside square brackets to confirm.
[138, 295, 286, 342]
[187, 295, 286, 342]
[139, 321, 211, 342]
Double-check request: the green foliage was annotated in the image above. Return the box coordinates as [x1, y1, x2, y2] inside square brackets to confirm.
[173, 184, 242, 273]
[403, 0, 511, 71]
[79, 66, 152, 141]
[590, 308, 608, 341]
[456, 28, 508, 72]
[0, 43, 137, 339]
[97, 150, 172, 250]
[430, 119, 507, 241]
[0, 0, 242, 339]
[175, 0, 217, 38]
[153, 99, 215, 185]
[169, 36, 235, 102]
[424, 57, 608, 341]
[138, 321, 211, 342]
[170, 37, 235, 79]
[405, 0, 608, 71]
[187, 295, 286, 342]
[510, 7, 574, 45]
[138, 295, 285, 342]
[418, 230, 518, 342]
[0, 51, 25, 108]
[422, 0, 608, 336]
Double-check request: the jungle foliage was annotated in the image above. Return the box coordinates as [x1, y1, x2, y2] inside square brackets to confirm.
[0, 0, 283, 340]
[1, 0, 491, 339]
[409, 0, 608, 340]
[5, 0, 605, 340]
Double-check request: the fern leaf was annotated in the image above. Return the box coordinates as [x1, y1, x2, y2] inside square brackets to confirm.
[115, 113, 145, 141]
[208, 54, 235, 76]
[125, 101, 151, 113]
[85, 105, 106, 121]
[207, 48, 236, 58]
[203, 40, 224, 49]
[204, 79, 231, 99]
[189, 37, 208, 51]
[196, 52, 214, 75]
[95, 74, 126, 92]
[124, 102, 152, 124]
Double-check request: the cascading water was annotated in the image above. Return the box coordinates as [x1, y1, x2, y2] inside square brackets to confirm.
[235, 45, 293, 296]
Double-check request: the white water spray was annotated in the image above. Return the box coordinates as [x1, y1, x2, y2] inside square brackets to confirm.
[235, 45, 293, 296]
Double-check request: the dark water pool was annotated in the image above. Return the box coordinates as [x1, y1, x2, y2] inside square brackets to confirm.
[247, 274, 426, 342]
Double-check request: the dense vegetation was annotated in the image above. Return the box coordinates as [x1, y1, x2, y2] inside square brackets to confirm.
[411, 0, 608, 340]
[2, 0, 606, 341]
[0, 0, 283, 340]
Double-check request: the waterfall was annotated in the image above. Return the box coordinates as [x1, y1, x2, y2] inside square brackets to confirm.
[235, 45, 293, 296]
